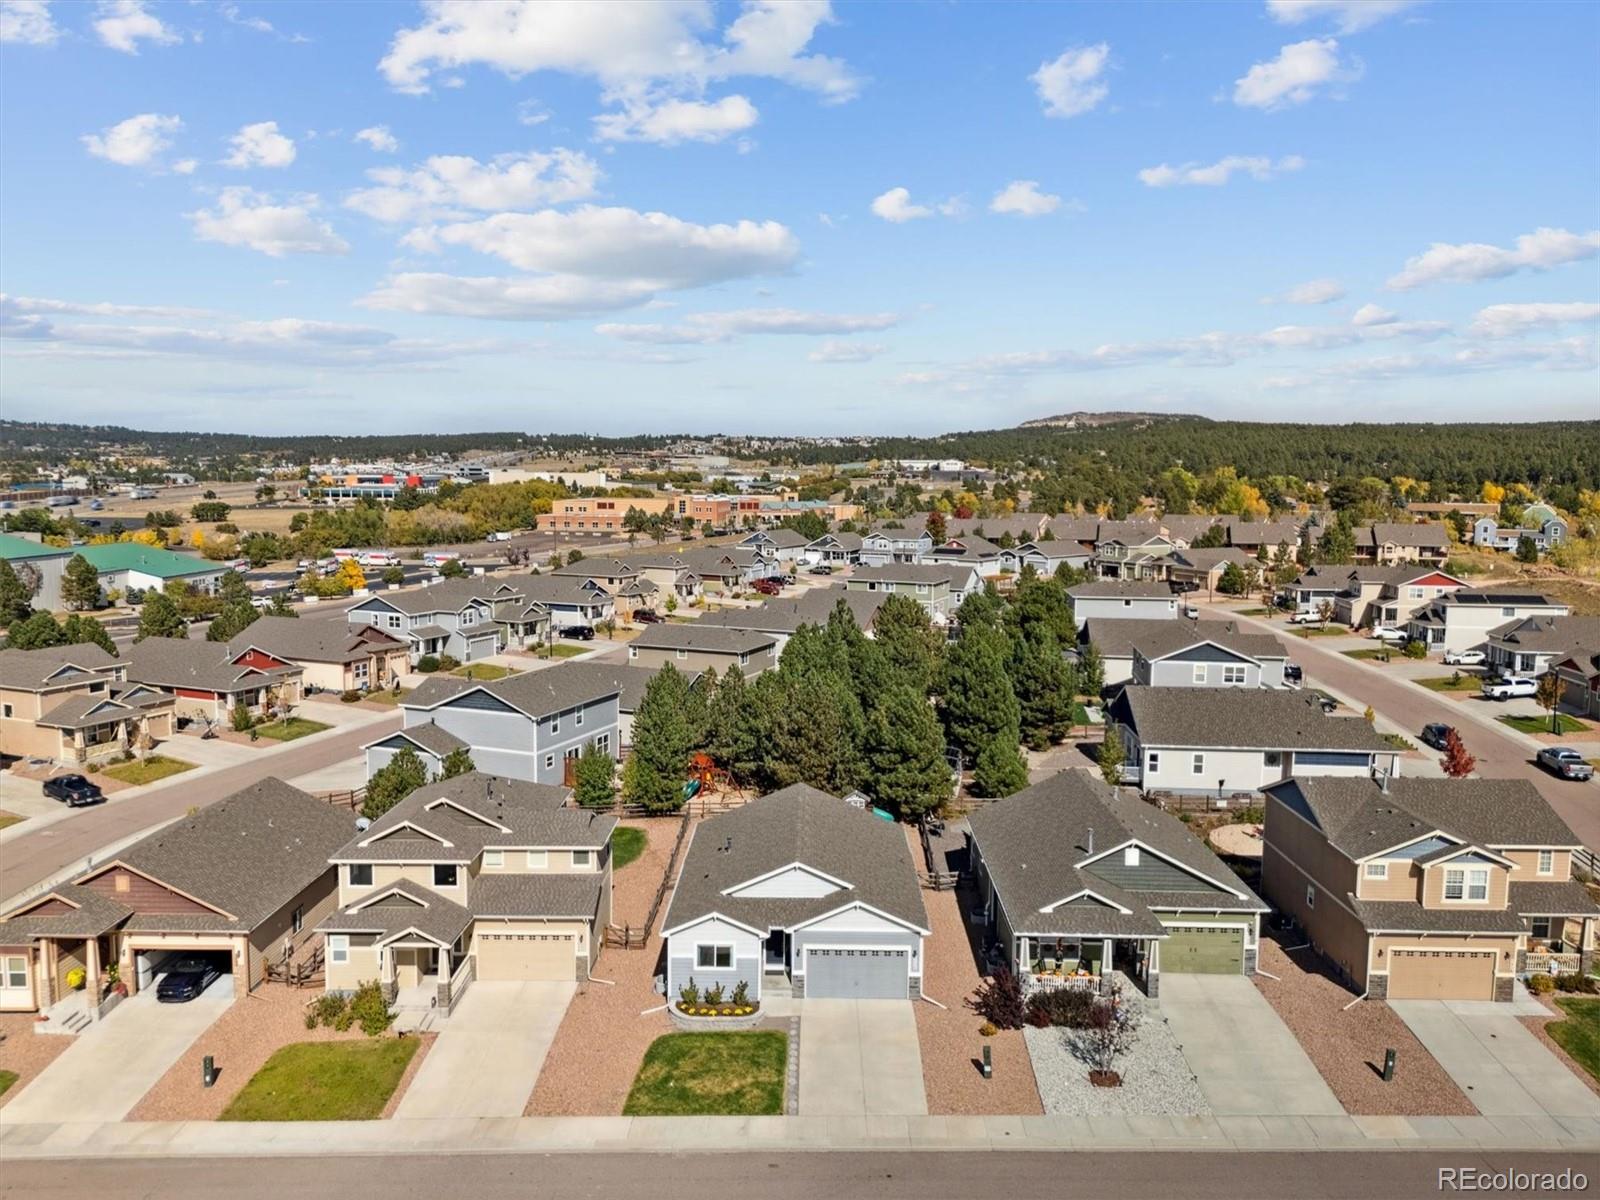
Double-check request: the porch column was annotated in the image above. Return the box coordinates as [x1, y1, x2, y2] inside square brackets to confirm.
[1582, 917, 1595, 978]
[85, 938, 102, 1022]
[1101, 938, 1113, 994]
[1017, 936, 1029, 974]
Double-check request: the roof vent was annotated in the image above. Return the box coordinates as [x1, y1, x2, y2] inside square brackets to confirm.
[355, 816, 371, 832]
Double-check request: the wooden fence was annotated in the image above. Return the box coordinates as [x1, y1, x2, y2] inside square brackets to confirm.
[316, 787, 366, 812]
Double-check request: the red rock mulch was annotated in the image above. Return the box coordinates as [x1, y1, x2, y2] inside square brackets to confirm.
[0, 1013, 72, 1111]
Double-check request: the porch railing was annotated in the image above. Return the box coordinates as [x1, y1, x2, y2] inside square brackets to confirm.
[1023, 971, 1100, 994]
[1525, 951, 1582, 976]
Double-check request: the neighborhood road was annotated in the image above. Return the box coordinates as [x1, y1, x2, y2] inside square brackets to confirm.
[7, 1150, 1595, 1200]
[0, 716, 396, 904]
[1203, 607, 1600, 850]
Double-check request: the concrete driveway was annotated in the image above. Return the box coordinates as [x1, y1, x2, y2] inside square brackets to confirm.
[394, 981, 574, 1119]
[1160, 975, 1344, 1116]
[1390, 998, 1600, 1118]
[797, 999, 927, 1116]
[2, 985, 230, 1123]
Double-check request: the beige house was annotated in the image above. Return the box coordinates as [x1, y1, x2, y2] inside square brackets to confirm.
[0, 645, 176, 765]
[1261, 776, 1597, 1000]
[1330, 566, 1468, 630]
[318, 772, 617, 1016]
[626, 624, 778, 676]
[227, 616, 409, 694]
[1353, 522, 1450, 566]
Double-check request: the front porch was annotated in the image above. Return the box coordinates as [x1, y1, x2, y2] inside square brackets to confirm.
[1521, 912, 1596, 979]
[1014, 934, 1156, 998]
[376, 939, 475, 1025]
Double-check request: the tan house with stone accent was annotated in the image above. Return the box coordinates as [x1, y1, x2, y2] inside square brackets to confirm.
[318, 772, 616, 1018]
[1261, 776, 1598, 1001]
[0, 645, 176, 765]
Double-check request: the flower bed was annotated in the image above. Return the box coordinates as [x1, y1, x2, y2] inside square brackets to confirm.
[675, 1000, 759, 1018]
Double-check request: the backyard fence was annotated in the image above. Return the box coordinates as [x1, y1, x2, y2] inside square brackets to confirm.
[316, 787, 366, 812]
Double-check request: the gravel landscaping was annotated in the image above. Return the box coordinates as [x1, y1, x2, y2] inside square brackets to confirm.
[1025, 981, 1210, 1116]
[1253, 934, 1475, 1116]
[0, 1013, 72, 1111]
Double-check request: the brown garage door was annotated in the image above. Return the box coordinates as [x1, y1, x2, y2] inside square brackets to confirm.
[476, 931, 574, 981]
[1386, 948, 1495, 1000]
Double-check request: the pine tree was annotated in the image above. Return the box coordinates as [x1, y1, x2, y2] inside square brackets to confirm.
[439, 746, 476, 778]
[205, 600, 259, 643]
[1012, 632, 1076, 749]
[60, 554, 102, 611]
[870, 594, 943, 695]
[1098, 725, 1127, 787]
[0, 558, 37, 625]
[61, 614, 117, 656]
[1217, 562, 1248, 596]
[363, 747, 429, 819]
[135, 591, 188, 642]
[217, 570, 251, 605]
[706, 666, 761, 782]
[867, 685, 951, 819]
[972, 729, 1029, 798]
[625, 665, 693, 812]
[1078, 643, 1105, 698]
[939, 618, 1020, 758]
[5, 611, 66, 650]
[573, 741, 616, 808]
[267, 592, 297, 617]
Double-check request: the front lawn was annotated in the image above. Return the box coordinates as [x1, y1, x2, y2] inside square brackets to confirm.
[622, 1031, 787, 1116]
[1380, 733, 1416, 751]
[0, 812, 23, 833]
[363, 687, 412, 707]
[1546, 998, 1600, 1084]
[0, 1069, 17, 1099]
[527, 644, 587, 659]
[251, 717, 332, 743]
[1498, 714, 1588, 736]
[611, 826, 648, 870]
[100, 755, 196, 786]
[1417, 675, 1483, 693]
[220, 1039, 419, 1121]
[450, 663, 517, 681]
[1294, 627, 1349, 638]
[1342, 648, 1394, 662]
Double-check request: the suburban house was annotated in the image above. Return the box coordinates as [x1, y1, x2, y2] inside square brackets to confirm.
[801, 531, 863, 567]
[0, 533, 71, 611]
[969, 771, 1269, 998]
[1067, 580, 1179, 632]
[937, 513, 1051, 543]
[1166, 547, 1253, 594]
[696, 586, 886, 651]
[1092, 533, 1179, 582]
[859, 524, 932, 567]
[1158, 515, 1226, 546]
[999, 539, 1093, 578]
[1046, 515, 1106, 555]
[1353, 522, 1450, 566]
[1082, 618, 1290, 689]
[1473, 514, 1569, 555]
[925, 535, 1006, 577]
[846, 562, 979, 619]
[518, 574, 615, 631]
[1554, 649, 1600, 719]
[616, 552, 706, 607]
[1331, 566, 1469, 630]
[0, 779, 349, 1024]
[661, 785, 930, 1002]
[1225, 520, 1301, 561]
[1484, 615, 1600, 680]
[347, 579, 503, 664]
[739, 528, 812, 564]
[626, 624, 778, 676]
[1284, 564, 1349, 614]
[123, 637, 304, 724]
[1106, 687, 1400, 797]
[367, 662, 622, 787]
[226, 616, 410, 695]
[0, 645, 175, 765]
[1404, 589, 1570, 656]
[1261, 776, 1597, 1000]
[75, 543, 228, 600]
[552, 558, 643, 595]
[319, 772, 616, 1009]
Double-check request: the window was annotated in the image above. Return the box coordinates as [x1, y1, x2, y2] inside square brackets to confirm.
[1305, 885, 1316, 909]
[695, 944, 733, 970]
[527, 850, 548, 870]
[348, 864, 373, 887]
[291, 905, 304, 934]
[1467, 868, 1489, 901]
[1530, 917, 1552, 941]
[544, 754, 555, 770]
[484, 849, 504, 869]
[1191, 753, 1205, 775]
[1444, 867, 1489, 901]
[1192, 663, 1207, 683]
[550, 713, 560, 734]
[0, 703, 11, 719]
[1123, 846, 1140, 867]
[1147, 751, 1161, 774]
[1122, 599, 1132, 608]
[461, 609, 476, 626]
[114, 873, 130, 894]
[594, 734, 610, 755]
[1364, 862, 1388, 879]
[1408, 586, 1423, 599]
[328, 935, 348, 965]
[1444, 869, 1464, 900]
[386, 614, 402, 631]
[575, 708, 584, 727]
[1538, 850, 1554, 875]
[1222, 665, 1248, 685]
[739, 652, 750, 666]
[433, 864, 458, 888]
[573, 849, 592, 868]
[676, 649, 687, 660]
[4, 956, 27, 989]
[629, 645, 638, 659]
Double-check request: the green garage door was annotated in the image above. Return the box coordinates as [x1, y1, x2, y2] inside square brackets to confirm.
[1161, 926, 1244, 974]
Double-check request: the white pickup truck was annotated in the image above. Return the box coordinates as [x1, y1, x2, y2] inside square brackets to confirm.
[1482, 677, 1538, 701]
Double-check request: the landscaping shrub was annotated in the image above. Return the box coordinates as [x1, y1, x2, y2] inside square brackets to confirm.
[1528, 973, 1557, 995]
[732, 981, 749, 1006]
[340, 689, 362, 703]
[437, 654, 461, 671]
[1556, 973, 1600, 995]
[333, 1005, 356, 1033]
[229, 702, 255, 732]
[350, 980, 394, 1036]
[968, 968, 1025, 1030]
[313, 992, 349, 1028]
[679, 979, 700, 1007]
[415, 655, 440, 673]
[1024, 986, 1101, 1029]
[978, 1021, 998, 1037]
[704, 982, 725, 1006]
[1402, 640, 1428, 660]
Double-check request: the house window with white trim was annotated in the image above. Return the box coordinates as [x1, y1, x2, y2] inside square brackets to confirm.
[551, 713, 560, 734]
[484, 849, 504, 869]
[1538, 850, 1554, 875]
[1192, 663, 1207, 683]
[1123, 846, 1140, 867]
[1364, 862, 1387, 879]
[1444, 867, 1489, 901]
[1444, 868, 1465, 900]
[349, 864, 373, 887]
[5, 956, 29, 989]
[573, 849, 591, 869]
[1147, 751, 1160, 774]
[527, 850, 548, 869]
[594, 733, 610, 755]
[676, 649, 687, 660]
[695, 944, 733, 970]
[433, 864, 458, 888]
[1222, 665, 1248, 685]
[292, 905, 304, 934]
[575, 708, 584, 727]
[544, 754, 555, 770]
[1191, 753, 1205, 775]
[328, 935, 348, 965]
[629, 645, 638, 659]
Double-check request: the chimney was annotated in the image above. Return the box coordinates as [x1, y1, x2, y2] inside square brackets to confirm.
[1086, 827, 1094, 856]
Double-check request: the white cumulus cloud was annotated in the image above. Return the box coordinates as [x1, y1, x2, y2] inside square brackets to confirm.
[989, 180, 1061, 217]
[81, 113, 183, 168]
[344, 149, 600, 224]
[354, 125, 399, 153]
[594, 95, 759, 145]
[1233, 38, 1353, 109]
[1350, 302, 1397, 326]
[871, 187, 932, 223]
[1387, 228, 1600, 290]
[223, 121, 297, 169]
[1, 0, 58, 44]
[187, 188, 349, 257]
[1266, 1, 1418, 34]
[1031, 43, 1110, 119]
[1468, 301, 1600, 338]
[93, 0, 180, 54]
[1138, 155, 1305, 187]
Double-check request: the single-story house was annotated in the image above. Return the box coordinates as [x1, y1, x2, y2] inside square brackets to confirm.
[998, 539, 1093, 578]
[626, 623, 778, 676]
[123, 636, 303, 724]
[1484, 615, 1600, 680]
[227, 616, 410, 694]
[1067, 580, 1179, 632]
[1166, 547, 1253, 594]
[695, 586, 886, 652]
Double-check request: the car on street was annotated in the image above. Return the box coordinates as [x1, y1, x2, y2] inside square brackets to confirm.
[1536, 747, 1595, 781]
[1482, 676, 1538, 700]
[1420, 723, 1456, 750]
[808, 564, 835, 575]
[633, 610, 663, 624]
[1443, 648, 1486, 666]
[42, 774, 105, 807]
[751, 579, 783, 596]
[156, 956, 223, 1003]
[1182, 604, 1200, 619]
[1370, 625, 1408, 642]
[559, 624, 596, 640]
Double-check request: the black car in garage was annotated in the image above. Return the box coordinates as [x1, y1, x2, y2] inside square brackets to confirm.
[156, 955, 224, 1003]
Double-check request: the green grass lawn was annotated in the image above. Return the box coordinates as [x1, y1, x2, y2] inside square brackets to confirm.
[1236, 607, 1272, 616]
[450, 663, 518, 681]
[250, 717, 332, 743]
[1294, 626, 1350, 638]
[0, 812, 23, 833]
[100, 755, 196, 786]
[623, 1031, 787, 1116]
[611, 826, 648, 869]
[1417, 675, 1484, 692]
[221, 1039, 420, 1121]
[527, 644, 587, 659]
[0, 1069, 18, 1099]
[1497, 713, 1589, 736]
[362, 687, 413, 707]
[1546, 998, 1600, 1084]
[1341, 648, 1395, 662]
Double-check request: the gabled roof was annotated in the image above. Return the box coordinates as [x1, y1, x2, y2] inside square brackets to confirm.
[1109, 687, 1393, 752]
[807, 531, 863, 552]
[227, 616, 406, 665]
[632, 623, 775, 656]
[696, 586, 886, 637]
[0, 644, 120, 691]
[1486, 615, 1600, 655]
[36, 694, 144, 730]
[0, 888, 131, 940]
[380, 720, 468, 757]
[850, 562, 976, 588]
[1083, 617, 1287, 664]
[1357, 522, 1449, 549]
[317, 881, 473, 946]
[403, 660, 622, 720]
[516, 573, 614, 607]
[1167, 547, 1252, 571]
[662, 784, 928, 936]
[124, 637, 300, 694]
[1066, 580, 1174, 600]
[350, 578, 504, 618]
[553, 557, 639, 580]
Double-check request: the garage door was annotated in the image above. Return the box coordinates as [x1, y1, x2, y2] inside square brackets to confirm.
[804, 947, 908, 999]
[1386, 948, 1495, 1000]
[476, 931, 574, 981]
[1161, 926, 1244, 974]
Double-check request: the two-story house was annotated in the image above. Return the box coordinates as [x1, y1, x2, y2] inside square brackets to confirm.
[1225, 520, 1301, 562]
[226, 616, 410, 695]
[1331, 566, 1469, 630]
[517, 574, 614, 632]
[1473, 515, 1569, 555]
[1081, 618, 1290, 689]
[859, 524, 933, 567]
[1404, 589, 1570, 656]
[626, 624, 778, 676]
[123, 637, 303, 724]
[1106, 687, 1400, 797]
[999, 539, 1093, 578]
[347, 578, 504, 664]
[1261, 776, 1598, 1000]
[0, 645, 175, 765]
[801, 532, 863, 567]
[1484, 615, 1600, 680]
[365, 662, 622, 787]
[846, 562, 979, 619]
[1067, 580, 1179, 633]
[924, 535, 1006, 578]
[1353, 522, 1450, 567]
[739, 528, 812, 565]
[319, 772, 617, 1014]
[1092, 534, 1180, 582]
[616, 552, 706, 606]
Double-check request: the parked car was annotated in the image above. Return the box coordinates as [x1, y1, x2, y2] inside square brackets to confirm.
[156, 956, 223, 1003]
[633, 610, 663, 624]
[1310, 691, 1338, 714]
[559, 624, 596, 641]
[1420, 723, 1456, 750]
[1536, 747, 1595, 782]
[1482, 677, 1538, 700]
[1371, 625, 1408, 642]
[751, 579, 783, 596]
[43, 774, 105, 808]
[1182, 604, 1200, 619]
[1287, 609, 1325, 625]
[808, 564, 835, 575]
[1443, 648, 1486, 666]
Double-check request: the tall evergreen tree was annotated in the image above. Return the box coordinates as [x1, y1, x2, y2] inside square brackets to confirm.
[625, 665, 693, 812]
[1012, 632, 1076, 749]
[5, 611, 66, 650]
[705, 665, 761, 782]
[206, 599, 259, 643]
[573, 740, 616, 808]
[972, 729, 1029, 798]
[61, 614, 117, 656]
[938, 622, 1019, 758]
[1078, 643, 1105, 698]
[60, 553, 102, 611]
[135, 591, 188, 642]
[760, 671, 864, 795]
[867, 685, 951, 819]
[870, 594, 943, 696]
[363, 747, 429, 820]
[0, 558, 38, 625]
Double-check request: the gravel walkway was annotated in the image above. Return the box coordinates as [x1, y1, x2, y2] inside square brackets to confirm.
[0, 1014, 72, 1111]
[1252, 935, 1475, 1116]
[128, 983, 435, 1121]
[913, 877, 1042, 1116]
[1025, 983, 1210, 1116]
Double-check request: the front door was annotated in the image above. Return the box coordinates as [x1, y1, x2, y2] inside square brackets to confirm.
[395, 949, 422, 988]
[765, 930, 786, 970]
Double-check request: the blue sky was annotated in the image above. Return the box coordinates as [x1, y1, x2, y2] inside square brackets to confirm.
[1, 0, 1596, 436]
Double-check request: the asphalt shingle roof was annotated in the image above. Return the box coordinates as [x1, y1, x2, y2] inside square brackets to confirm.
[0, 644, 120, 690]
[696, 586, 886, 636]
[0, 889, 131, 939]
[1509, 880, 1600, 917]
[1083, 617, 1287, 663]
[1346, 898, 1527, 934]
[631, 623, 776, 655]
[318, 882, 474, 945]
[1109, 687, 1394, 752]
[850, 563, 975, 588]
[402, 661, 621, 721]
[36, 694, 144, 730]
[388, 720, 468, 757]
[228, 616, 406, 665]
[124, 637, 300, 694]
[1066, 580, 1174, 600]
[471, 873, 605, 920]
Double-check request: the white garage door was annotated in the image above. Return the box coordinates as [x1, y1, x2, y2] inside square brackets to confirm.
[477, 931, 574, 981]
[805, 947, 908, 1000]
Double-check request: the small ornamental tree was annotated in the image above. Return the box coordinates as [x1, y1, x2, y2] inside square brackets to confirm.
[135, 590, 188, 641]
[1217, 562, 1248, 596]
[1535, 672, 1564, 734]
[1098, 725, 1126, 788]
[5, 611, 66, 650]
[439, 746, 476, 778]
[439, 557, 466, 578]
[363, 746, 429, 820]
[573, 740, 617, 809]
[1439, 728, 1476, 778]
[968, 968, 1026, 1031]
